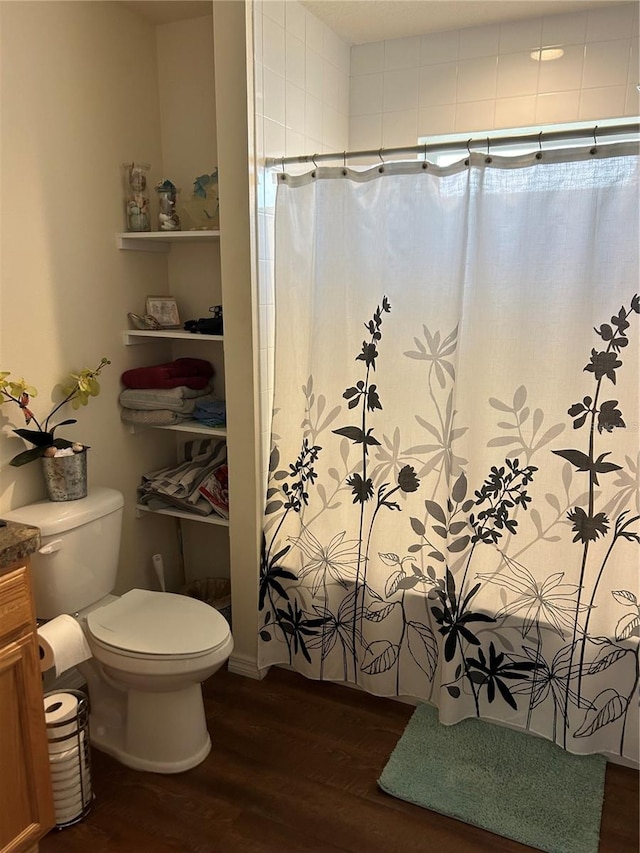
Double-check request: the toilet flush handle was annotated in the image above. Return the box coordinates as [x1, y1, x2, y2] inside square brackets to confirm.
[38, 539, 63, 555]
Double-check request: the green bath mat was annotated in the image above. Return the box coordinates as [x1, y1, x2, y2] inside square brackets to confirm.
[378, 704, 606, 853]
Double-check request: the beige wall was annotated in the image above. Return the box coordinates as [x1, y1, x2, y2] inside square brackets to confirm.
[0, 1, 181, 592]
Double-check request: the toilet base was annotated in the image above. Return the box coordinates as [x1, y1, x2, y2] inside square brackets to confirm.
[88, 679, 212, 773]
[91, 726, 212, 774]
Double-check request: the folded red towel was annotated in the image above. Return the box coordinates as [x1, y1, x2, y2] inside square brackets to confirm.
[121, 358, 214, 390]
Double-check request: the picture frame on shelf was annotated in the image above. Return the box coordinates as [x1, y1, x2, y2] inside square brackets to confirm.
[146, 296, 181, 329]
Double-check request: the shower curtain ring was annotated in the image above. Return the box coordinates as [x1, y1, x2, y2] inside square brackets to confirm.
[312, 153, 318, 168]
[538, 131, 543, 151]
[467, 138, 472, 155]
[281, 156, 285, 172]
[378, 147, 385, 163]
[486, 137, 490, 156]
[343, 150, 347, 168]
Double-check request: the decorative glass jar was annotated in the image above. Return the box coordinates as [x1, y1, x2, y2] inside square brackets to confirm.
[155, 179, 181, 231]
[124, 162, 150, 232]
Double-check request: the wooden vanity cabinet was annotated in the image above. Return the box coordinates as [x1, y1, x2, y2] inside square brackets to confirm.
[0, 560, 55, 853]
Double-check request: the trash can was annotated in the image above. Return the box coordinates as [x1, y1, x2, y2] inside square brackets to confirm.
[180, 577, 232, 628]
[43, 689, 92, 828]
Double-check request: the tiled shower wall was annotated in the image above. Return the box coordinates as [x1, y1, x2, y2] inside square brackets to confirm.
[254, 1, 639, 482]
[350, 3, 639, 150]
[253, 0, 350, 478]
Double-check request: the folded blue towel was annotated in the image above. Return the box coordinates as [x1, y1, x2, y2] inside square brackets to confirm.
[193, 399, 226, 426]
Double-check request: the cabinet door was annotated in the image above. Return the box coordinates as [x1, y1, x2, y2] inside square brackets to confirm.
[0, 632, 55, 851]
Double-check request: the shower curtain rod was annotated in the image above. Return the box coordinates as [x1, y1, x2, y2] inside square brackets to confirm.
[265, 121, 640, 168]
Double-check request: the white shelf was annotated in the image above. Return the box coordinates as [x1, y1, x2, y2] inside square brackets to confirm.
[127, 421, 226, 436]
[117, 230, 220, 252]
[136, 504, 229, 526]
[123, 329, 223, 345]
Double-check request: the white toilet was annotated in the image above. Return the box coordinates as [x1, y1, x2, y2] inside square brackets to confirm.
[5, 487, 233, 774]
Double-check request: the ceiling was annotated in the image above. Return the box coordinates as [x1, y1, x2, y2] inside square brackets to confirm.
[301, 1, 633, 44]
[120, 0, 635, 42]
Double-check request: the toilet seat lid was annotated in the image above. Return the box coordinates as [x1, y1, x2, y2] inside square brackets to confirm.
[86, 589, 230, 656]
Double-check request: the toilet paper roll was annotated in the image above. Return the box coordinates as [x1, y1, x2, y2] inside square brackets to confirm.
[55, 801, 84, 824]
[44, 692, 87, 754]
[38, 615, 92, 675]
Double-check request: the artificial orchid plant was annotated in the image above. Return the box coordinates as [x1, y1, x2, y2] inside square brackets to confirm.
[0, 357, 110, 466]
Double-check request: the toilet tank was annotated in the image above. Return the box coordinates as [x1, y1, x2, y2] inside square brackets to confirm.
[3, 487, 124, 620]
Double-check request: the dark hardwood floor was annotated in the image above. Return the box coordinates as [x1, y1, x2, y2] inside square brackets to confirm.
[40, 666, 639, 853]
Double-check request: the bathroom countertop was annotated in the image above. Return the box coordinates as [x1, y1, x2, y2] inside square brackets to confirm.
[0, 520, 40, 570]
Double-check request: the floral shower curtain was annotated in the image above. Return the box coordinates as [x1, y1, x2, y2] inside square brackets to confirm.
[258, 143, 639, 762]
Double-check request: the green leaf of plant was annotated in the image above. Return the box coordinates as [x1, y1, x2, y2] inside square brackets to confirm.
[10, 446, 47, 466]
[13, 428, 54, 447]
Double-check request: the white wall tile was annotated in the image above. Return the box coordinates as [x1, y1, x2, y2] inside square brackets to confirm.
[322, 103, 348, 149]
[336, 38, 351, 76]
[417, 104, 456, 136]
[305, 48, 323, 100]
[499, 18, 542, 54]
[541, 11, 587, 47]
[263, 116, 285, 158]
[305, 10, 324, 55]
[583, 40, 631, 89]
[535, 90, 580, 124]
[579, 85, 627, 120]
[383, 67, 419, 112]
[305, 92, 323, 141]
[382, 108, 418, 147]
[420, 30, 459, 65]
[349, 113, 382, 149]
[457, 56, 497, 102]
[586, 4, 636, 42]
[262, 16, 285, 76]
[350, 73, 383, 116]
[263, 66, 285, 124]
[285, 1, 306, 41]
[494, 95, 537, 128]
[286, 32, 305, 86]
[254, 9, 263, 64]
[537, 44, 584, 93]
[285, 126, 305, 157]
[459, 23, 499, 59]
[323, 25, 344, 69]
[419, 62, 457, 107]
[497, 51, 540, 98]
[454, 99, 496, 132]
[624, 82, 640, 115]
[384, 36, 421, 70]
[629, 39, 639, 86]
[337, 70, 350, 116]
[323, 59, 342, 111]
[285, 81, 305, 132]
[351, 41, 385, 75]
[255, 107, 265, 155]
[259, 260, 273, 300]
[254, 59, 264, 102]
[262, 0, 284, 26]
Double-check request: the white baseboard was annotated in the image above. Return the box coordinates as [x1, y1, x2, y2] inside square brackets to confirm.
[227, 653, 268, 680]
